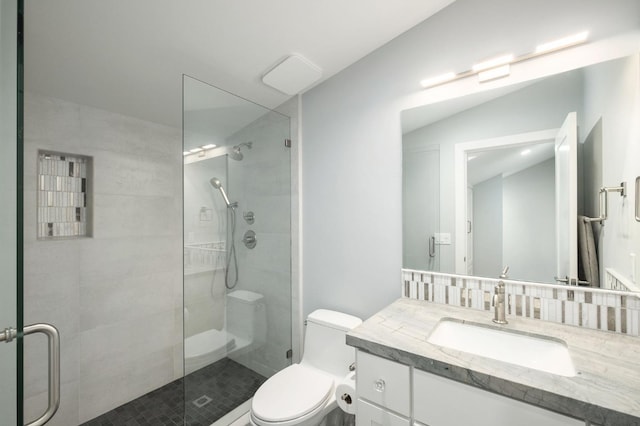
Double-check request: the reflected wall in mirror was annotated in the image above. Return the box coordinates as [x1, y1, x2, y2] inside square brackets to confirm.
[402, 47, 640, 292]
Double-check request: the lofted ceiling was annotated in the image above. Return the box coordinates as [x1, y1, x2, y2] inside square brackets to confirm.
[24, 0, 455, 129]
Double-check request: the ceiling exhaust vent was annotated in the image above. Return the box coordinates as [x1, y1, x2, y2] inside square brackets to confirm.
[262, 54, 322, 95]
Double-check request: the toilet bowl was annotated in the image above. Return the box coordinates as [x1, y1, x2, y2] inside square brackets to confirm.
[250, 309, 362, 426]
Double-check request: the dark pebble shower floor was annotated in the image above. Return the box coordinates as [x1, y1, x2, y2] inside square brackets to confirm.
[81, 357, 266, 426]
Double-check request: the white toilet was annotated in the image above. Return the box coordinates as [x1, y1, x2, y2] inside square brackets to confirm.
[250, 309, 362, 426]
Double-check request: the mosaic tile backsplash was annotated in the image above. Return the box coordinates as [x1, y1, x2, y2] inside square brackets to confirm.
[37, 151, 91, 239]
[402, 269, 640, 336]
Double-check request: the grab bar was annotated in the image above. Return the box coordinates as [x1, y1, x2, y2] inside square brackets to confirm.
[583, 182, 627, 224]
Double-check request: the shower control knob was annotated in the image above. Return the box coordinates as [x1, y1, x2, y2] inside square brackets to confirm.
[243, 230, 257, 249]
[374, 379, 385, 392]
[243, 211, 255, 224]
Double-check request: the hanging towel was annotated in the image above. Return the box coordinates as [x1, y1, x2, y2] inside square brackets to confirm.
[577, 215, 599, 287]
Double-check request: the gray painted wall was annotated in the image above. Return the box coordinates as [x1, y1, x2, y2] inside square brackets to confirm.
[582, 54, 640, 286]
[503, 158, 556, 283]
[301, 0, 640, 320]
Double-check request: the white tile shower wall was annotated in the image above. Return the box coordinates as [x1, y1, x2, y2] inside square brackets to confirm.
[183, 157, 229, 337]
[402, 269, 640, 336]
[23, 93, 183, 425]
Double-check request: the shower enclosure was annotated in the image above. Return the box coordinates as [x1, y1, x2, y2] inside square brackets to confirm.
[182, 75, 293, 425]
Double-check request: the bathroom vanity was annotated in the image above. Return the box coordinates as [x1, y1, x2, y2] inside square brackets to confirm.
[346, 298, 640, 426]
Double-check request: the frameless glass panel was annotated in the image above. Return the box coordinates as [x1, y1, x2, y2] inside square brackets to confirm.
[0, 0, 20, 424]
[183, 75, 292, 425]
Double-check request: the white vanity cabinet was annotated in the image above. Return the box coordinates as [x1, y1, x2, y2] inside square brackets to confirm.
[355, 350, 584, 426]
[356, 350, 411, 425]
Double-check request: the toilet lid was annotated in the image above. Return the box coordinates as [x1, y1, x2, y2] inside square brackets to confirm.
[252, 364, 334, 422]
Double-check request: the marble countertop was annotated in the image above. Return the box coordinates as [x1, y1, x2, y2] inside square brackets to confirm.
[346, 298, 640, 426]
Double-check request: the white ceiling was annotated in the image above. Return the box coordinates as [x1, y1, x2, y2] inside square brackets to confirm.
[24, 0, 455, 128]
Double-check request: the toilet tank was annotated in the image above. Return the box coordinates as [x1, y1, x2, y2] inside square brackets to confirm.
[301, 309, 362, 377]
[226, 290, 266, 344]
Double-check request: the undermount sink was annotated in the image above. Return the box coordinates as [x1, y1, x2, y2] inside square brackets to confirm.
[427, 318, 577, 377]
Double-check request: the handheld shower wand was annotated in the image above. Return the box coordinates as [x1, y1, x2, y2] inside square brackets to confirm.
[209, 177, 233, 208]
[209, 177, 239, 289]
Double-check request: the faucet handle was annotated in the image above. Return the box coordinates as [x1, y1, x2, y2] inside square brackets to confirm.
[500, 266, 510, 279]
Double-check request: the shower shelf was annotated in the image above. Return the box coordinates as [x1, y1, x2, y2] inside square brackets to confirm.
[184, 241, 226, 275]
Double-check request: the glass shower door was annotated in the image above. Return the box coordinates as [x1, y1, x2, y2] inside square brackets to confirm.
[183, 75, 292, 425]
[1, 0, 20, 423]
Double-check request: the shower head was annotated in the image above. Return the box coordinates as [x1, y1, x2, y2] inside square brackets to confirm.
[229, 141, 253, 161]
[229, 150, 243, 161]
[209, 177, 232, 207]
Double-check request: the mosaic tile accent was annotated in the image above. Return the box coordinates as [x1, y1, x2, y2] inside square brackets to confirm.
[37, 151, 91, 239]
[81, 357, 266, 426]
[402, 269, 640, 336]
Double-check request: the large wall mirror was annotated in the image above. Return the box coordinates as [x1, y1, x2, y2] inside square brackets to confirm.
[402, 35, 640, 292]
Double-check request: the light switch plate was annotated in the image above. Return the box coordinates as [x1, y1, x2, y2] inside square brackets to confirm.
[435, 233, 451, 245]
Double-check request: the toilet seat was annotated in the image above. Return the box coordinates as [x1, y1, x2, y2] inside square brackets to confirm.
[251, 364, 334, 424]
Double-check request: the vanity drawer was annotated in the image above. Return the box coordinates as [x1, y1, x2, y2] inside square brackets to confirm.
[413, 369, 583, 426]
[357, 399, 410, 426]
[356, 350, 410, 417]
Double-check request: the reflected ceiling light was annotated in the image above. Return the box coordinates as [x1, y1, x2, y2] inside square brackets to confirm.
[189, 148, 203, 153]
[535, 31, 589, 54]
[472, 54, 514, 72]
[202, 144, 217, 149]
[183, 151, 191, 156]
[420, 72, 456, 88]
[521, 149, 532, 156]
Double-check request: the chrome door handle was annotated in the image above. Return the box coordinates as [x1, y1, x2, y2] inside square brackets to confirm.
[428, 236, 436, 258]
[23, 323, 60, 426]
[2, 324, 60, 426]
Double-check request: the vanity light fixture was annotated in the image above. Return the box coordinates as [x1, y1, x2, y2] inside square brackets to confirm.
[189, 147, 203, 153]
[202, 143, 217, 149]
[471, 54, 514, 72]
[420, 72, 456, 88]
[183, 151, 190, 156]
[535, 31, 589, 54]
[477, 64, 511, 83]
[420, 31, 589, 90]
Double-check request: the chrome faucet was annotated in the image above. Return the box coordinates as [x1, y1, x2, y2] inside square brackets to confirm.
[492, 267, 509, 324]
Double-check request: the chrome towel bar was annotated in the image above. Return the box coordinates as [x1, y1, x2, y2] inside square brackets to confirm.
[583, 182, 627, 224]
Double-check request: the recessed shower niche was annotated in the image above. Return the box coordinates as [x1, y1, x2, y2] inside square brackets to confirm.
[37, 150, 93, 239]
